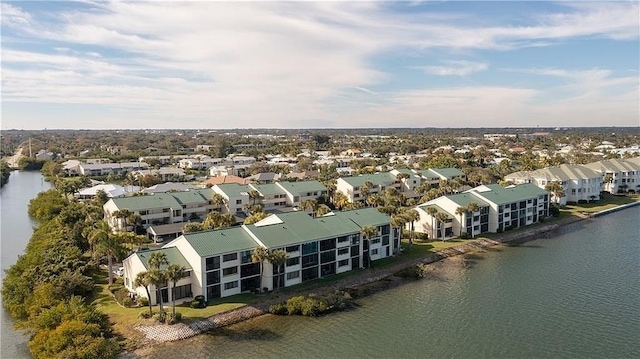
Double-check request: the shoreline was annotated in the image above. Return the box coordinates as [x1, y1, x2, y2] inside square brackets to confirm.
[125, 202, 637, 357]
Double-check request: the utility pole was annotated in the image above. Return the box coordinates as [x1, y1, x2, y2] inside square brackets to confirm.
[29, 137, 32, 158]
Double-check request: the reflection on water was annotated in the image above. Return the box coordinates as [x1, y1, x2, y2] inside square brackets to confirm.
[146, 207, 640, 359]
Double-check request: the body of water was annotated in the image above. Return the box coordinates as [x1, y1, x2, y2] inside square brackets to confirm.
[1, 171, 51, 359]
[148, 206, 640, 359]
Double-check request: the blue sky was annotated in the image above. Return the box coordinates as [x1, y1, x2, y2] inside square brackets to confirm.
[1, 1, 638, 129]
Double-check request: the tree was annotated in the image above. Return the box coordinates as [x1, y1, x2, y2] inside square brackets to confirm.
[426, 206, 438, 240]
[89, 221, 127, 285]
[268, 249, 289, 292]
[435, 212, 449, 241]
[299, 198, 318, 213]
[455, 207, 467, 237]
[333, 192, 350, 210]
[134, 271, 153, 315]
[466, 202, 480, 238]
[315, 204, 332, 217]
[148, 252, 169, 312]
[211, 193, 227, 210]
[251, 247, 269, 291]
[360, 181, 374, 203]
[405, 209, 420, 244]
[165, 264, 186, 319]
[360, 225, 377, 268]
[244, 212, 269, 225]
[182, 222, 204, 233]
[248, 189, 262, 206]
[391, 215, 408, 245]
[545, 181, 565, 205]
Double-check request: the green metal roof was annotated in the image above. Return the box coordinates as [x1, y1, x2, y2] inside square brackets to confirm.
[472, 184, 548, 205]
[338, 173, 395, 187]
[446, 193, 490, 208]
[215, 183, 250, 197]
[250, 183, 286, 197]
[245, 208, 389, 248]
[136, 247, 192, 270]
[430, 168, 465, 178]
[171, 190, 209, 205]
[111, 194, 182, 211]
[335, 207, 392, 227]
[415, 169, 440, 179]
[276, 180, 327, 194]
[182, 227, 259, 257]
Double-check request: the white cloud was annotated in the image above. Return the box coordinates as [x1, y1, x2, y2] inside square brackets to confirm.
[421, 61, 489, 76]
[1, 1, 638, 129]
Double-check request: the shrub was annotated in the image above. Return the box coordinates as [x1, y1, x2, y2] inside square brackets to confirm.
[153, 310, 167, 323]
[114, 288, 130, 305]
[549, 205, 560, 217]
[269, 303, 287, 315]
[172, 312, 182, 322]
[194, 295, 205, 302]
[139, 310, 153, 319]
[108, 284, 124, 295]
[496, 228, 503, 233]
[460, 232, 469, 239]
[138, 297, 149, 307]
[285, 296, 306, 315]
[121, 297, 134, 307]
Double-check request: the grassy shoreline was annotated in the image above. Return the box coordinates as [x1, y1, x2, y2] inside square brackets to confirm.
[104, 194, 640, 354]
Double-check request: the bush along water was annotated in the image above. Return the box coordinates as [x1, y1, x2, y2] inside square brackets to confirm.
[269, 291, 356, 317]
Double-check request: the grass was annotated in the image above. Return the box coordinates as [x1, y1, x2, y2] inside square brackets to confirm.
[560, 192, 639, 216]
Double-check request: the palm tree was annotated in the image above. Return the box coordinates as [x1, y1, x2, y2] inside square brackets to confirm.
[360, 225, 377, 268]
[466, 202, 480, 238]
[135, 271, 153, 315]
[391, 215, 407, 245]
[211, 193, 227, 210]
[248, 190, 262, 206]
[113, 209, 134, 232]
[333, 192, 350, 210]
[90, 221, 127, 285]
[251, 246, 269, 292]
[426, 206, 438, 240]
[148, 252, 169, 312]
[360, 181, 374, 204]
[405, 209, 420, 244]
[165, 264, 186, 319]
[435, 212, 449, 241]
[455, 206, 467, 237]
[268, 249, 289, 292]
[545, 181, 565, 205]
[299, 199, 318, 213]
[315, 204, 331, 217]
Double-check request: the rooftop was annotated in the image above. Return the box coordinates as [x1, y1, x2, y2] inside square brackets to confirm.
[180, 227, 259, 257]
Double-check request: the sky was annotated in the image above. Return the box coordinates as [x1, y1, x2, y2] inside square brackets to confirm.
[1, 1, 639, 130]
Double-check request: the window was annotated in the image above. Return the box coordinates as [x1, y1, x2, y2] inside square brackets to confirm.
[371, 238, 381, 244]
[286, 271, 300, 280]
[338, 236, 349, 243]
[223, 253, 237, 262]
[206, 271, 220, 285]
[206, 285, 221, 300]
[240, 250, 252, 264]
[302, 254, 319, 268]
[224, 281, 238, 290]
[338, 259, 349, 267]
[236, 200, 242, 205]
[371, 249, 379, 255]
[286, 256, 300, 266]
[302, 267, 318, 282]
[320, 238, 336, 251]
[223, 267, 238, 276]
[286, 245, 299, 253]
[382, 235, 389, 246]
[240, 263, 260, 277]
[206, 256, 220, 271]
[173, 284, 192, 300]
[302, 242, 318, 255]
[338, 247, 349, 256]
[320, 251, 336, 264]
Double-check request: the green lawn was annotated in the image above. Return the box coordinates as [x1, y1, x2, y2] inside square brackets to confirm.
[560, 193, 639, 216]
